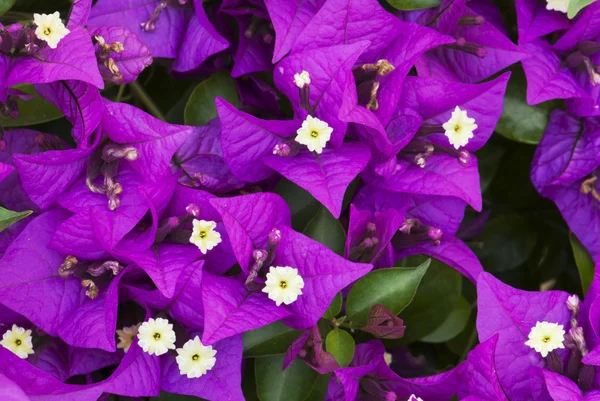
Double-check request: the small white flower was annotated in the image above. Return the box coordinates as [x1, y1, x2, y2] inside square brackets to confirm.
[295, 115, 333, 154]
[137, 318, 176, 356]
[442, 106, 477, 150]
[33, 12, 70, 49]
[1, 324, 34, 359]
[293, 70, 311, 88]
[546, 0, 570, 13]
[384, 352, 393, 366]
[262, 266, 304, 306]
[524, 321, 565, 357]
[408, 395, 423, 401]
[189, 219, 222, 254]
[176, 336, 217, 378]
[116, 323, 141, 353]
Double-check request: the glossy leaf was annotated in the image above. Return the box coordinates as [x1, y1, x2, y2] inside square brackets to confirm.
[323, 292, 343, 320]
[184, 72, 241, 126]
[243, 321, 301, 358]
[385, 0, 441, 10]
[0, 207, 32, 233]
[421, 297, 472, 343]
[274, 178, 320, 231]
[394, 256, 463, 343]
[495, 70, 560, 145]
[325, 329, 355, 368]
[255, 355, 318, 401]
[346, 259, 430, 326]
[303, 206, 346, 255]
[570, 234, 594, 295]
[1, 85, 63, 128]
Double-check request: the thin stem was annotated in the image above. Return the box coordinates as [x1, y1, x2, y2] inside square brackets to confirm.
[115, 85, 126, 103]
[128, 81, 166, 121]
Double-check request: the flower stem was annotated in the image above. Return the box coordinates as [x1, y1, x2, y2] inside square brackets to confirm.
[128, 81, 166, 121]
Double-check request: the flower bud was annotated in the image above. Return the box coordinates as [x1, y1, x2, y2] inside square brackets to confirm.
[186, 203, 201, 218]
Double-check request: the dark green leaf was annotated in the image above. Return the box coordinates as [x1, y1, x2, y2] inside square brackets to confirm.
[323, 292, 343, 320]
[1, 84, 63, 127]
[243, 321, 301, 358]
[568, 0, 595, 18]
[393, 256, 463, 343]
[346, 260, 430, 326]
[477, 141, 506, 193]
[255, 355, 318, 401]
[184, 72, 241, 126]
[385, 0, 441, 10]
[242, 359, 261, 401]
[495, 69, 561, 145]
[274, 179, 320, 231]
[0, 0, 15, 16]
[0, 207, 32, 233]
[150, 392, 207, 401]
[421, 297, 471, 343]
[325, 329, 355, 368]
[570, 234, 595, 295]
[303, 373, 330, 401]
[303, 206, 346, 255]
[475, 214, 538, 273]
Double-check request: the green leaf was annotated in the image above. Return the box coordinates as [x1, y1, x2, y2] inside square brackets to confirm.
[495, 69, 561, 145]
[346, 259, 430, 326]
[255, 355, 318, 401]
[477, 141, 506, 193]
[323, 292, 343, 320]
[474, 214, 538, 273]
[0, 207, 32, 233]
[0, 84, 63, 127]
[303, 206, 346, 255]
[568, 0, 595, 18]
[0, 0, 15, 16]
[393, 256, 463, 343]
[570, 234, 595, 295]
[184, 72, 241, 126]
[303, 373, 331, 401]
[274, 179, 320, 231]
[421, 297, 472, 343]
[243, 321, 301, 358]
[385, 0, 441, 10]
[150, 392, 207, 401]
[325, 329, 355, 368]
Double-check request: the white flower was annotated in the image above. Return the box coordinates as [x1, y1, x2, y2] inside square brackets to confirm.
[442, 106, 477, 150]
[33, 12, 70, 49]
[524, 321, 565, 357]
[408, 395, 423, 401]
[293, 70, 311, 88]
[1, 324, 34, 359]
[176, 336, 217, 378]
[262, 266, 304, 306]
[137, 318, 176, 356]
[116, 323, 141, 353]
[384, 352, 393, 366]
[189, 219, 222, 254]
[546, 0, 570, 13]
[295, 115, 333, 154]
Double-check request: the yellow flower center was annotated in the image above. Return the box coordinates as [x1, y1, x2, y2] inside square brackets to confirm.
[44, 27, 51, 35]
[279, 280, 288, 289]
[192, 354, 200, 361]
[199, 231, 206, 238]
[15, 339, 22, 346]
[310, 131, 319, 138]
[543, 336, 551, 343]
[153, 332, 161, 340]
[454, 124, 461, 133]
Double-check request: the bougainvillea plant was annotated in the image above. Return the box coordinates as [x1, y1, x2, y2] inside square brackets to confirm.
[0, 0, 599, 399]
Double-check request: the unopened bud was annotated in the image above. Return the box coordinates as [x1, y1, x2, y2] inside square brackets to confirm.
[186, 203, 201, 218]
[365, 222, 376, 235]
[567, 294, 580, 315]
[273, 143, 291, 156]
[268, 229, 281, 247]
[399, 219, 419, 234]
[252, 249, 268, 263]
[458, 149, 471, 166]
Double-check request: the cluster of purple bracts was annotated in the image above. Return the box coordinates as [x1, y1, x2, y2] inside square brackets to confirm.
[0, 0, 598, 399]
